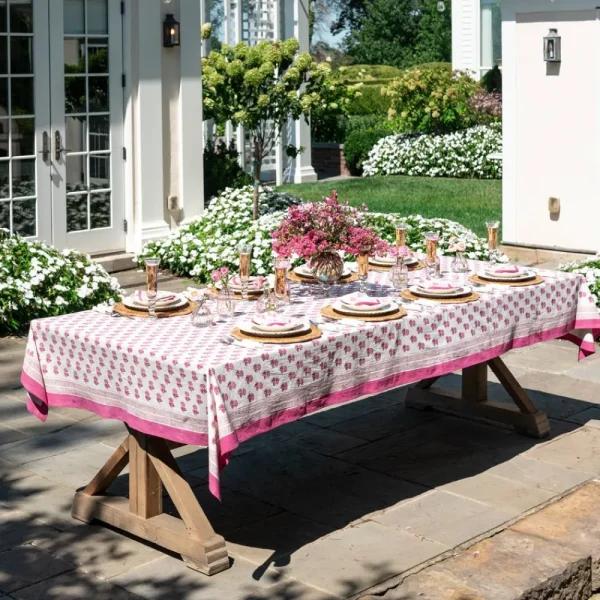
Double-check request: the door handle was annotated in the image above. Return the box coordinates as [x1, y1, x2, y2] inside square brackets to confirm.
[38, 131, 50, 162]
[54, 130, 72, 161]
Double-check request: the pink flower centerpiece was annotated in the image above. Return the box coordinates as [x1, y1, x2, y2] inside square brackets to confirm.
[272, 191, 388, 294]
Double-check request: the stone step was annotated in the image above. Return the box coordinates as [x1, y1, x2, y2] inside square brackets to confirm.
[91, 252, 136, 274]
[361, 481, 600, 600]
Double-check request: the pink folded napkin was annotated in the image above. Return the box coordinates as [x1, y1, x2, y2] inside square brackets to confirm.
[342, 293, 387, 308]
[230, 275, 265, 289]
[490, 265, 520, 274]
[252, 313, 299, 331]
[135, 290, 177, 304]
[420, 282, 454, 291]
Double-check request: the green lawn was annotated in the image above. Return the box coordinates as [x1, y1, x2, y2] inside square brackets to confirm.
[277, 176, 501, 238]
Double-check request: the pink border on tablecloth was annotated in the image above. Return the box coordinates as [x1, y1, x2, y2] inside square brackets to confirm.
[21, 317, 600, 500]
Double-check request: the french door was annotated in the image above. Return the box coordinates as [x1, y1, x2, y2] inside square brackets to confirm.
[0, 0, 125, 253]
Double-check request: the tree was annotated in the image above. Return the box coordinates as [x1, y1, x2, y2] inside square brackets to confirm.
[330, 0, 368, 35]
[202, 39, 357, 219]
[413, 0, 451, 64]
[344, 0, 420, 68]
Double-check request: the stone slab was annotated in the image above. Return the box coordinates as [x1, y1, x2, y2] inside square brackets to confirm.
[0, 545, 74, 593]
[440, 472, 555, 514]
[381, 530, 591, 600]
[226, 511, 334, 567]
[0, 459, 34, 486]
[525, 426, 600, 474]
[5, 415, 78, 438]
[568, 407, 600, 425]
[0, 394, 29, 423]
[486, 455, 591, 494]
[287, 427, 367, 456]
[0, 426, 28, 447]
[242, 581, 341, 600]
[511, 481, 600, 591]
[268, 520, 448, 598]
[220, 442, 426, 529]
[11, 571, 139, 600]
[109, 555, 280, 600]
[32, 522, 164, 580]
[373, 490, 515, 548]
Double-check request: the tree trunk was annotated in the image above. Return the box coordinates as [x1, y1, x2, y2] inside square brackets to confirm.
[253, 140, 261, 221]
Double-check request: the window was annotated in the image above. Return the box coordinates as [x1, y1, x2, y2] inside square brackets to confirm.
[480, 0, 501, 76]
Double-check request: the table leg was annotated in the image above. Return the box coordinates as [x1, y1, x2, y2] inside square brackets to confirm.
[405, 357, 551, 438]
[71, 429, 230, 576]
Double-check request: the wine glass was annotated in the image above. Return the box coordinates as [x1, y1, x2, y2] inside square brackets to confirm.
[357, 246, 370, 294]
[238, 243, 252, 300]
[145, 257, 161, 319]
[274, 257, 291, 304]
[486, 221, 500, 266]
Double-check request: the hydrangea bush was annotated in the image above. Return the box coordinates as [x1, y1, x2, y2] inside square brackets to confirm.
[560, 255, 600, 309]
[137, 186, 504, 282]
[363, 124, 502, 179]
[0, 233, 122, 335]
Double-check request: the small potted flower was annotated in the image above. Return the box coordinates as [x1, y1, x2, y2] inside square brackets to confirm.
[448, 236, 469, 273]
[211, 266, 236, 317]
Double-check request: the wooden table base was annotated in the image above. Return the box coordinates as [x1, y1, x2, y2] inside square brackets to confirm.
[406, 357, 551, 439]
[71, 427, 230, 576]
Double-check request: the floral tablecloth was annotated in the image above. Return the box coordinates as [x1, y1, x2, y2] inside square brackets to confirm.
[22, 261, 600, 499]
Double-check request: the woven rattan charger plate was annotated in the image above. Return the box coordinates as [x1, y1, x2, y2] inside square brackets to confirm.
[321, 304, 407, 322]
[400, 289, 480, 305]
[287, 271, 360, 284]
[230, 324, 322, 345]
[114, 301, 196, 318]
[469, 274, 544, 287]
[368, 260, 426, 273]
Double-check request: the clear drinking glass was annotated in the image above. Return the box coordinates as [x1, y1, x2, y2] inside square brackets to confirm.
[424, 232, 440, 279]
[486, 221, 500, 265]
[145, 257, 160, 319]
[238, 243, 252, 300]
[394, 221, 408, 252]
[389, 258, 409, 294]
[357, 246, 370, 294]
[274, 257, 291, 304]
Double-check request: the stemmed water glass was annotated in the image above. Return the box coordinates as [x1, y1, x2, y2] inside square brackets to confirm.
[486, 221, 500, 266]
[424, 231, 441, 279]
[357, 245, 370, 294]
[274, 257, 291, 304]
[394, 220, 408, 253]
[145, 257, 161, 319]
[238, 243, 252, 300]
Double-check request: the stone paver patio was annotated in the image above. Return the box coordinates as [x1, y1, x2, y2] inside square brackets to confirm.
[1, 268, 600, 599]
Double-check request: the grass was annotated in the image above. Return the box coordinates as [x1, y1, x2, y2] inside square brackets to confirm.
[277, 176, 501, 238]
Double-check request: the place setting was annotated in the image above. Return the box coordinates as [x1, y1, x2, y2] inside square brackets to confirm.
[320, 292, 407, 322]
[469, 264, 544, 287]
[229, 312, 322, 345]
[401, 278, 480, 304]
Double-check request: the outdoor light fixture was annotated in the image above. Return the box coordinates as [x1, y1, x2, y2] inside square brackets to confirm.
[437, 1, 445, 12]
[163, 14, 180, 48]
[544, 28, 561, 62]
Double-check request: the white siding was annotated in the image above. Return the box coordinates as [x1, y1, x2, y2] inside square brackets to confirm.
[452, 0, 478, 75]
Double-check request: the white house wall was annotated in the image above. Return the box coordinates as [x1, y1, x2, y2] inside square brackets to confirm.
[502, 0, 600, 252]
[124, 0, 204, 253]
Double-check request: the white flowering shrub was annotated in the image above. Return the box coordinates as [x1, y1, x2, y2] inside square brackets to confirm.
[363, 124, 502, 179]
[137, 185, 504, 282]
[0, 233, 122, 335]
[560, 255, 600, 309]
[137, 186, 303, 280]
[363, 213, 507, 263]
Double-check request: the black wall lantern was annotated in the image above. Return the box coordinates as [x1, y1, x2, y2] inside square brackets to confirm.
[544, 28, 561, 62]
[163, 14, 180, 48]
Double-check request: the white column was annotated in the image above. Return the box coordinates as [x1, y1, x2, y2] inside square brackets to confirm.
[274, 0, 284, 185]
[179, 0, 205, 223]
[291, 0, 317, 183]
[234, 0, 246, 168]
[129, 0, 168, 249]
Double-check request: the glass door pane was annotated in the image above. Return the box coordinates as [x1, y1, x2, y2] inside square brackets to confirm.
[50, 0, 123, 252]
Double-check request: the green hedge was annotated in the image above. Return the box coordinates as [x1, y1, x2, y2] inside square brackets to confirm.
[335, 64, 404, 80]
[347, 84, 392, 116]
[344, 128, 392, 174]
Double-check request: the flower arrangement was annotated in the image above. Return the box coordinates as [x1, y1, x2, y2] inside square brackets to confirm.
[272, 191, 388, 260]
[363, 124, 502, 180]
[211, 266, 232, 289]
[448, 236, 467, 253]
[0, 233, 122, 335]
[391, 245, 414, 259]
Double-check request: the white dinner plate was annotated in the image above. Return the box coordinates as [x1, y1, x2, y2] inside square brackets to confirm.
[340, 293, 392, 312]
[129, 290, 180, 308]
[123, 294, 188, 312]
[294, 264, 352, 279]
[252, 314, 303, 332]
[331, 299, 400, 317]
[479, 270, 536, 282]
[370, 255, 418, 266]
[238, 320, 312, 338]
[410, 285, 472, 299]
